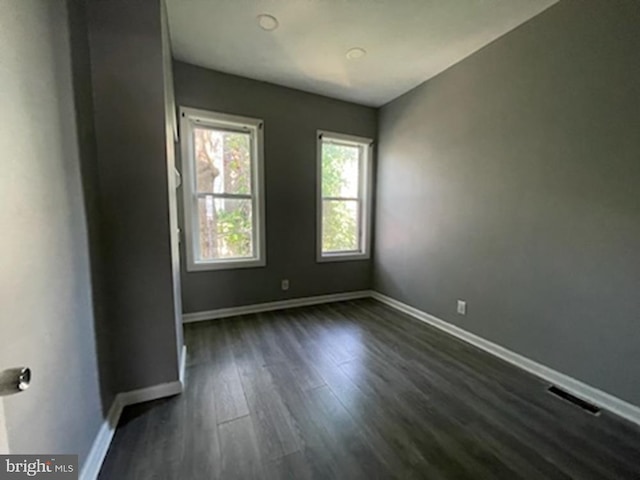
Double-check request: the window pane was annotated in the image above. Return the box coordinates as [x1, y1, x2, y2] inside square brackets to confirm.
[194, 127, 251, 195]
[322, 142, 360, 198]
[322, 200, 359, 252]
[198, 197, 253, 260]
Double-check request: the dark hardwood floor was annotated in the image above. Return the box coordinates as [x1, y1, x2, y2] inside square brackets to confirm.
[99, 299, 640, 479]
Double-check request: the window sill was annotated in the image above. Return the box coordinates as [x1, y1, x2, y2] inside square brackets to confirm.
[316, 252, 370, 263]
[187, 258, 266, 272]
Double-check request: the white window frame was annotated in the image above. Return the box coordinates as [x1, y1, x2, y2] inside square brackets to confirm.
[316, 130, 373, 262]
[180, 107, 266, 271]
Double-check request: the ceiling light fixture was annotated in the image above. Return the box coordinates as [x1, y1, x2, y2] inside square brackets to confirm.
[346, 47, 367, 60]
[257, 14, 279, 31]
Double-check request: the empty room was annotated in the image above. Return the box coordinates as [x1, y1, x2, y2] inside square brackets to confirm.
[1, 0, 639, 479]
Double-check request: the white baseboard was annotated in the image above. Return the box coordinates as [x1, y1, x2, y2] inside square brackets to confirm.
[183, 290, 372, 323]
[79, 397, 123, 480]
[80, 346, 187, 480]
[179, 345, 187, 386]
[370, 291, 640, 427]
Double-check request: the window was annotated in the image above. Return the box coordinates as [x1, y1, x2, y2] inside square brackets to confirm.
[180, 107, 265, 271]
[317, 130, 373, 261]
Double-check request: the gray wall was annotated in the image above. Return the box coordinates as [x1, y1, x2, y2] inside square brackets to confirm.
[68, 0, 115, 412]
[0, 0, 104, 464]
[174, 62, 377, 313]
[374, 0, 640, 406]
[87, 0, 181, 392]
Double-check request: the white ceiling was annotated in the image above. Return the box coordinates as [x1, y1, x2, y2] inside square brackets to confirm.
[167, 0, 557, 107]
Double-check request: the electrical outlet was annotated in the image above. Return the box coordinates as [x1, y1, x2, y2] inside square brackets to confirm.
[281, 279, 290, 291]
[457, 300, 467, 315]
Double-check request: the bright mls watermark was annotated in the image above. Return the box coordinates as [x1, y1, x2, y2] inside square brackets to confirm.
[0, 456, 77, 479]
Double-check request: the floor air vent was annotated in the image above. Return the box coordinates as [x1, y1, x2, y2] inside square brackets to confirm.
[547, 386, 601, 415]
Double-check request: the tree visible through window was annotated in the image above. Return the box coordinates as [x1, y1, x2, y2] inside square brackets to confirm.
[318, 132, 372, 260]
[181, 108, 265, 271]
[195, 128, 252, 259]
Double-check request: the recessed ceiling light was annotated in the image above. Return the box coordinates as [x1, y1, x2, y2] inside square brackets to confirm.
[346, 47, 367, 60]
[257, 14, 279, 31]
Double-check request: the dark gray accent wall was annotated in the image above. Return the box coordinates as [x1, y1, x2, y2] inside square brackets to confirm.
[0, 0, 104, 465]
[174, 62, 377, 313]
[87, 0, 181, 392]
[67, 0, 115, 413]
[374, 0, 640, 406]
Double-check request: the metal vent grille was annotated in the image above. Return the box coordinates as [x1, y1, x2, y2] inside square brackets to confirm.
[548, 386, 601, 415]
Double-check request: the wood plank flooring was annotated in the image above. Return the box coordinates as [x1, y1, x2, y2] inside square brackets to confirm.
[98, 299, 640, 479]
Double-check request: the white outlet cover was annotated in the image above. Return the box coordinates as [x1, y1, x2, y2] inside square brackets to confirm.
[457, 300, 467, 315]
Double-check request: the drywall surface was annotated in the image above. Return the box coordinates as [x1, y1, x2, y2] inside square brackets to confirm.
[0, 401, 7, 454]
[174, 62, 377, 312]
[67, 0, 115, 413]
[374, 0, 640, 406]
[87, 0, 180, 392]
[0, 0, 103, 465]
